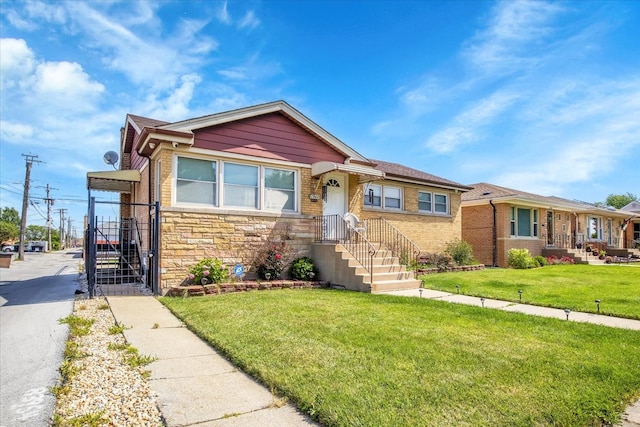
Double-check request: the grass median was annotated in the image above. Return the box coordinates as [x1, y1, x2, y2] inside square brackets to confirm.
[420, 264, 640, 320]
[160, 289, 640, 426]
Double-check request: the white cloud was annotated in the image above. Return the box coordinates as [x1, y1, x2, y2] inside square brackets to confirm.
[462, 0, 564, 76]
[34, 61, 104, 98]
[0, 121, 34, 144]
[217, 0, 231, 25]
[0, 38, 36, 90]
[425, 90, 520, 153]
[238, 10, 261, 30]
[144, 74, 202, 121]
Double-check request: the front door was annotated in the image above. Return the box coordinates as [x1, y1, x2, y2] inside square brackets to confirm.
[322, 173, 346, 239]
[546, 211, 554, 246]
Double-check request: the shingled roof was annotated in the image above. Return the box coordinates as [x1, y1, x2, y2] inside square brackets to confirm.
[371, 159, 472, 191]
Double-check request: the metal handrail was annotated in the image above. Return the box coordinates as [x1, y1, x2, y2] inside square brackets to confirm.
[363, 217, 421, 277]
[314, 215, 377, 284]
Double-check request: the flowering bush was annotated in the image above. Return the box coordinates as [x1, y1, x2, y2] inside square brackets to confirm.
[545, 255, 575, 265]
[253, 242, 291, 280]
[187, 257, 228, 285]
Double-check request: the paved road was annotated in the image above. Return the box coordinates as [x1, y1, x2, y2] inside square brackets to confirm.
[0, 250, 81, 427]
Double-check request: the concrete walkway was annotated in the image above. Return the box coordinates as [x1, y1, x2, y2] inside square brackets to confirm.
[107, 296, 319, 427]
[383, 288, 640, 331]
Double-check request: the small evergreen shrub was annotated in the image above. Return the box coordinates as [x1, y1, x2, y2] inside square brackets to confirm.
[444, 238, 475, 266]
[289, 257, 318, 280]
[533, 255, 548, 267]
[508, 248, 533, 269]
[187, 257, 229, 285]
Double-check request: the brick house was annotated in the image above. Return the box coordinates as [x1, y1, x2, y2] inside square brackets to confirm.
[462, 182, 639, 267]
[88, 101, 471, 294]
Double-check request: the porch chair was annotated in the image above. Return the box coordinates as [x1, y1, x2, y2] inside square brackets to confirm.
[344, 213, 367, 240]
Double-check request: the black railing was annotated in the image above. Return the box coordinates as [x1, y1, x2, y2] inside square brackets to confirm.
[363, 217, 420, 277]
[314, 215, 376, 284]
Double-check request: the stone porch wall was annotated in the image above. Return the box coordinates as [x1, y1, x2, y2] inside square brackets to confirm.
[158, 209, 315, 292]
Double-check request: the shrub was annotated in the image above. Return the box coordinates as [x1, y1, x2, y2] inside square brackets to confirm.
[253, 241, 291, 280]
[444, 239, 475, 266]
[533, 255, 548, 267]
[187, 258, 229, 285]
[508, 248, 533, 269]
[289, 257, 318, 280]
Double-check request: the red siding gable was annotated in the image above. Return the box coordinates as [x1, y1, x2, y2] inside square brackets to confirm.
[193, 113, 346, 164]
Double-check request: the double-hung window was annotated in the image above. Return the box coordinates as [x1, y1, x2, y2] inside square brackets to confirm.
[510, 207, 539, 238]
[264, 168, 295, 211]
[223, 163, 258, 208]
[364, 184, 382, 208]
[384, 186, 402, 209]
[176, 157, 217, 205]
[418, 191, 449, 214]
[418, 192, 432, 212]
[364, 184, 402, 209]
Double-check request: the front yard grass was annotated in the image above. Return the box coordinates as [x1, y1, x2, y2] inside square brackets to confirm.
[420, 264, 640, 320]
[160, 289, 640, 427]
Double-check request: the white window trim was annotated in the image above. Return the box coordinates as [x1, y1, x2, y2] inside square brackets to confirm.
[418, 191, 449, 215]
[364, 184, 403, 210]
[510, 206, 539, 238]
[174, 155, 299, 213]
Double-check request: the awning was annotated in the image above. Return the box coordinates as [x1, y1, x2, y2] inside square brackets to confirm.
[86, 170, 141, 193]
[311, 161, 385, 181]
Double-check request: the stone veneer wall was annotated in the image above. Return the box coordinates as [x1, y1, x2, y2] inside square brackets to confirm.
[159, 210, 316, 291]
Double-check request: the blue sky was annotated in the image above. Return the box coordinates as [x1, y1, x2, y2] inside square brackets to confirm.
[1, 0, 639, 232]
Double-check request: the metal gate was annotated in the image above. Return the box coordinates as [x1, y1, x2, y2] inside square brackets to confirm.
[86, 198, 159, 296]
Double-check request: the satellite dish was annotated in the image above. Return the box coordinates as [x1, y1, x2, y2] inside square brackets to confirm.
[103, 151, 119, 169]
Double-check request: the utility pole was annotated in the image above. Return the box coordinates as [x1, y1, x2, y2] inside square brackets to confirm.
[58, 209, 67, 250]
[39, 184, 57, 252]
[67, 217, 72, 249]
[18, 154, 42, 261]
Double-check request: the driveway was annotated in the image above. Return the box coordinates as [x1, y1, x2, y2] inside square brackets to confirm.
[0, 250, 81, 426]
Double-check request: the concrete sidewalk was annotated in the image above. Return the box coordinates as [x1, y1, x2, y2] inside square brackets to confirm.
[384, 288, 640, 331]
[107, 296, 319, 427]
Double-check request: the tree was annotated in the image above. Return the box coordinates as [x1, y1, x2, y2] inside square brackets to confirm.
[605, 193, 638, 209]
[0, 221, 19, 243]
[0, 207, 20, 227]
[25, 225, 47, 241]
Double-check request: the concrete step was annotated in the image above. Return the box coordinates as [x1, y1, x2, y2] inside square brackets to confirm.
[361, 271, 415, 282]
[370, 279, 422, 293]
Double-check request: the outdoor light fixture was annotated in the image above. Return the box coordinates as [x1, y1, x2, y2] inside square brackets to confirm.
[456, 285, 460, 294]
[480, 297, 485, 307]
[518, 290, 523, 303]
[419, 288, 423, 298]
[595, 299, 601, 313]
[564, 309, 571, 320]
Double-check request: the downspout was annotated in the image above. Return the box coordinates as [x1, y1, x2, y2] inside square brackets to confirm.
[489, 199, 498, 267]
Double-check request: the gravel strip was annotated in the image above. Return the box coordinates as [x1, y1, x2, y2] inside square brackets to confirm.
[52, 295, 164, 426]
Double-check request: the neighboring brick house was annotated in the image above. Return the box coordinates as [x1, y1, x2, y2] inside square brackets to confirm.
[90, 101, 471, 294]
[462, 183, 639, 267]
[621, 201, 640, 248]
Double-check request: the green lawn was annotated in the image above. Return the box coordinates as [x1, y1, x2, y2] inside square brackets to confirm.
[160, 289, 640, 427]
[421, 264, 640, 320]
